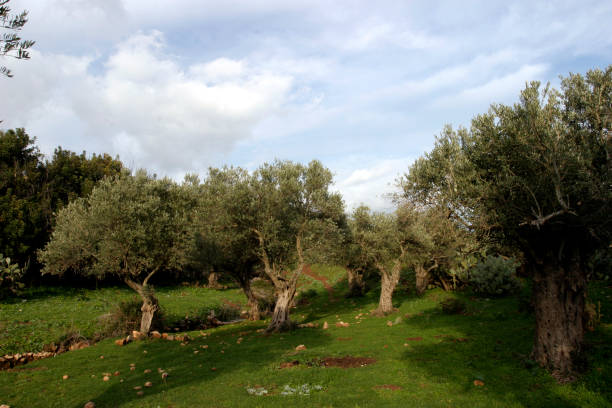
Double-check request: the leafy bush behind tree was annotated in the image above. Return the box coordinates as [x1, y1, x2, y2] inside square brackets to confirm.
[469, 255, 520, 296]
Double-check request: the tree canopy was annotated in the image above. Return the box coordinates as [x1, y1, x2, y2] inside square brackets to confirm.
[1, 0, 34, 77]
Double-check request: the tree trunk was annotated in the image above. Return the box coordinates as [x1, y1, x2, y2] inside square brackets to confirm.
[531, 250, 587, 381]
[139, 290, 159, 334]
[125, 279, 159, 335]
[347, 268, 365, 297]
[415, 265, 428, 296]
[266, 281, 297, 332]
[241, 278, 261, 321]
[374, 262, 401, 315]
[208, 271, 219, 288]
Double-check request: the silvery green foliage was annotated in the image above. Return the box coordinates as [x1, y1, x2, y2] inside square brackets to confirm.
[469, 255, 520, 296]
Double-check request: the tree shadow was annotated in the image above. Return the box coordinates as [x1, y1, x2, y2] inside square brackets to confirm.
[396, 295, 611, 408]
[69, 323, 334, 408]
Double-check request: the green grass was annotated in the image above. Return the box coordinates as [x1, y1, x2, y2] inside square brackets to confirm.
[0, 267, 610, 407]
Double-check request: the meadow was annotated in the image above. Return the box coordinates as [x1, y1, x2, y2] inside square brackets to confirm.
[0, 266, 610, 408]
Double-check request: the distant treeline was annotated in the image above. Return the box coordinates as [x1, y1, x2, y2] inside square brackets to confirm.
[0, 128, 123, 277]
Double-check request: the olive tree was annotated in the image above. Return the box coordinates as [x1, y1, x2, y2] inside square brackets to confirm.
[400, 66, 611, 378]
[248, 160, 344, 332]
[39, 171, 194, 334]
[350, 206, 408, 315]
[191, 167, 264, 320]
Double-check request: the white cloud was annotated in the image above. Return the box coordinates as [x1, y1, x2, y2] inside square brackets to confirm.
[1, 31, 295, 174]
[335, 157, 413, 212]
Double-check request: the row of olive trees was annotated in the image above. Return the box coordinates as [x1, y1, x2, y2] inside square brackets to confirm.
[38, 160, 346, 334]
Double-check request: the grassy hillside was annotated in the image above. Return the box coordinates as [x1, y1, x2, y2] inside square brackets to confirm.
[0, 266, 610, 407]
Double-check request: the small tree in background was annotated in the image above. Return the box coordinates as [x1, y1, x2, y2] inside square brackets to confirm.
[191, 167, 265, 320]
[351, 206, 408, 315]
[39, 171, 194, 334]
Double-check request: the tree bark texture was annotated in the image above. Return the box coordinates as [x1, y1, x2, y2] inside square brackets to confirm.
[531, 250, 587, 381]
[241, 278, 261, 321]
[375, 262, 401, 315]
[207, 271, 220, 288]
[125, 279, 159, 335]
[347, 268, 365, 297]
[267, 281, 297, 332]
[415, 265, 428, 296]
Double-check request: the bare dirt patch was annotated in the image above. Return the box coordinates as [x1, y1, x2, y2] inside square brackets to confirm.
[302, 265, 334, 299]
[320, 356, 377, 368]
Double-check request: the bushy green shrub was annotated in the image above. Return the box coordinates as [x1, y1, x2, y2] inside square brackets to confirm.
[0, 254, 24, 298]
[469, 255, 520, 296]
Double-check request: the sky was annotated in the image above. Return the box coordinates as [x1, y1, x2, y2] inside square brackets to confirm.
[1, 0, 611, 211]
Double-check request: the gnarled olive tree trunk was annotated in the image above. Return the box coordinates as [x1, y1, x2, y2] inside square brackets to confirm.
[531, 250, 587, 380]
[125, 278, 159, 335]
[267, 279, 297, 332]
[347, 267, 365, 297]
[374, 261, 401, 315]
[240, 277, 261, 321]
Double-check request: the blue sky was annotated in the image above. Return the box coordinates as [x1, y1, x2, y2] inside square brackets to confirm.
[2, 0, 611, 210]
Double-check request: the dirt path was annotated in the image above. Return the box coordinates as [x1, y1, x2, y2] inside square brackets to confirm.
[302, 265, 335, 300]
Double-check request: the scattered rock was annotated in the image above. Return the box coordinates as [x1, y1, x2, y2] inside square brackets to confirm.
[144, 381, 153, 387]
[335, 321, 350, 328]
[83, 402, 95, 408]
[144, 369, 151, 374]
[133, 386, 142, 390]
[162, 333, 169, 339]
[114, 339, 126, 347]
[102, 376, 110, 382]
[136, 391, 144, 396]
[323, 322, 329, 330]
[161, 372, 168, 380]
[280, 360, 300, 369]
[473, 380, 485, 386]
[62, 374, 69, 380]
[295, 344, 307, 351]
[99, 355, 104, 359]
[386, 321, 393, 327]
[150, 331, 161, 339]
[132, 331, 145, 340]
[298, 322, 318, 328]
[113, 371, 120, 376]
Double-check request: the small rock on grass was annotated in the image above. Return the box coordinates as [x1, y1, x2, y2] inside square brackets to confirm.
[323, 321, 329, 329]
[295, 344, 307, 351]
[144, 381, 153, 387]
[83, 402, 95, 408]
[1, 405, 11, 408]
[473, 380, 485, 386]
[62, 375, 69, 380]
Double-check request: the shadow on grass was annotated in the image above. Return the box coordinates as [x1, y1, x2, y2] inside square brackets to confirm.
[68, 323, 334, 408]
[397, 293, 612, 408]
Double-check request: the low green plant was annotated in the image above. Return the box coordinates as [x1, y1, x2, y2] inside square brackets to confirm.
[469, 255, 520, 296]
[0, 254, 24, 298]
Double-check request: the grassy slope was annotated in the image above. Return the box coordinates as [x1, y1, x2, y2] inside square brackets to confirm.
[0, 266, 610, 408]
